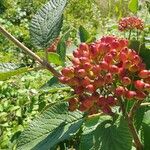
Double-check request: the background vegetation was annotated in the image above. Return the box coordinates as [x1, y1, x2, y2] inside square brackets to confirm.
[0, 0, 150, 149]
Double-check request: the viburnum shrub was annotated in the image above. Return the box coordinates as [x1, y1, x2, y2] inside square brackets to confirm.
[59, 36, 150, 115]
[0, 0, 150, 150]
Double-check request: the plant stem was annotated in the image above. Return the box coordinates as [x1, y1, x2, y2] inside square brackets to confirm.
[128, 30, 132, 40]
[118, 98, 143, 150]
[0, 25, 61, 77]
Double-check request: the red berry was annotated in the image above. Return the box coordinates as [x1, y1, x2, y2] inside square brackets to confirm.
[101, 106, 113, 115]
[106, 96, 116, 106]
[77, 69, 86, 77]
[105, 73, 113, 84]
[135, 91, 147, 100]
[73, 50, 80, 57]
[100, 60, 109, 70]
[86, 84, 95, 93]
[138, 70, 150, 79]
[81, 77, 91, 87]
[82, 99, 93, 109]
[115, 86, 125, 96]
[79, 43, 89, 51]
[125, 90, 136, 99]
[122, 77, 131, 86]
[104, 53, 113, 64]
[109, 65, 119, 74]
[61, 67, 74, 77]
[134, 80, 145, 90]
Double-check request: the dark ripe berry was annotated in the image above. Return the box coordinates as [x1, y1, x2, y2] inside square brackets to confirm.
[100, 60, 109, 70]
[115, 86, 125, 96]
[74, 86, 84, 94]
[86, 84, 95, 93]
[79, 43, 89, 51]
[68, 98, 78, 111]
[138, 70, 150, 79]
[82, 98, 94, 109]
[134, 80, 145, 90]
[101, 106, 113, 115]
[125, 90, 136, 99]
[104, 53, 113, 64]
[122, 77, 131, 86]
[77, 69, 86, 78]
[135, 91, 147, 100]
[105, 72, 113, 84]
[97, 96, 106, 107]
[109, 65, 119, 74]
[106, 96, 116, 106]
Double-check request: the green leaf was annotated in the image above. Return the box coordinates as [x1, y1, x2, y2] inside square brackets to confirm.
[135, 107, 145, 131]
[56, 38, 67, 65]
[79, 115, 111, 150]
[128, 0, 138, 13]
[48, 52, 63, 65]
[79, 25, 90, 43]
[17, 102, 84, 150]
[40, 76, 70, 92]
[30, 0, 67, 48]
[142, 110, 150, 150]
[129, 40, 150, 69]
[80, 116, 132, 150]
[0, 63, 32, 80]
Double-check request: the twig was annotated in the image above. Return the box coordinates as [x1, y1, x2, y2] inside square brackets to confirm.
[140, 102, 150, 106]
[0, 25, 61, 77]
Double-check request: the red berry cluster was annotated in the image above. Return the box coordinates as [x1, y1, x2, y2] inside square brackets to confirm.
[47, 37, 72, 52]
[118, 16, 144, 31]
[59, 36, 150, 115]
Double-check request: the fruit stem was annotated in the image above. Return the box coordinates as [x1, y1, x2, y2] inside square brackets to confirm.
[118, 97, 143, 150]
[0, 24, 61, 77]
